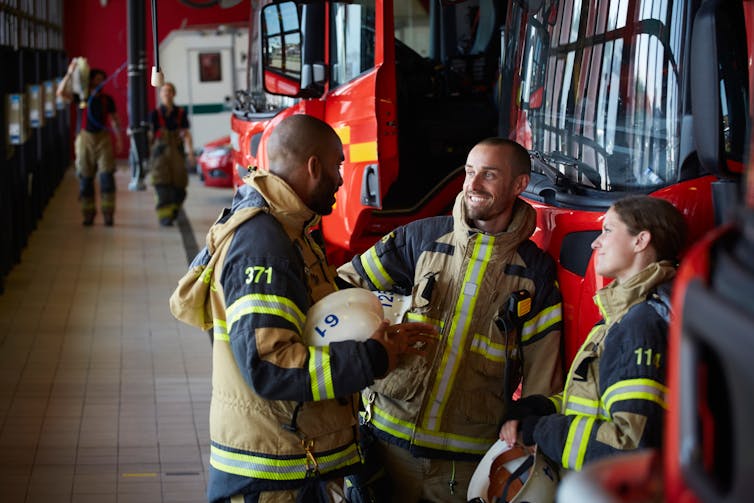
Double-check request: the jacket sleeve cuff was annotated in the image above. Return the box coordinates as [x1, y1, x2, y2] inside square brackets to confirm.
[364, 339, 388, 379]
[520, 415, 541, 446]
[505, 394, 556, 421]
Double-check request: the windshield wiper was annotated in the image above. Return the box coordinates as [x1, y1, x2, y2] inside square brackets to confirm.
[529, 150, 602, 189]
[529, 150, 575, 190]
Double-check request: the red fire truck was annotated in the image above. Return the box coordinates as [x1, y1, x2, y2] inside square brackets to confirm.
[230, 0, 752, 499]
[232, 0, 747, 362]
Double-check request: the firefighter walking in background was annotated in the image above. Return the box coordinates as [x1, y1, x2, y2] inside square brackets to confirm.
[56, 58, 123, 226]
[149, 82, 195, 226]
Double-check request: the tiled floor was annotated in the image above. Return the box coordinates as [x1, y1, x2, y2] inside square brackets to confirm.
[0, 163, 235, 502]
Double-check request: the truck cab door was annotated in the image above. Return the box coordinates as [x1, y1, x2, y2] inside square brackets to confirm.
[259, 0, 397, 261]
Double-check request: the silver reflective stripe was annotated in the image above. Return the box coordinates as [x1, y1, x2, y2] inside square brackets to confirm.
[521, 302, 562, 342]
[360, 247, 394, 290]
[309, 346, 334, 400]
[424, 234, 493, 431]
[226, 294, 305, 333]
[413, 428, 492, 454]
[213, 319, 229, 341]
[470, 333, 506, 362]
[602, 379, 668, 415]
[210, 443, 360, 480]
[566, 417, 588, 469]
[565, 401, 599, 416]
[371, 404, 492, 454]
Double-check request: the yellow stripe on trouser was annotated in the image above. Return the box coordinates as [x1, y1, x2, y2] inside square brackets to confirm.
[156, 204, 175, 219]
[101, 192, 115, 212]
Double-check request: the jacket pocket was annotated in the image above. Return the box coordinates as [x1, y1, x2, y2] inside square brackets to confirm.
[370, 355, 428, 402]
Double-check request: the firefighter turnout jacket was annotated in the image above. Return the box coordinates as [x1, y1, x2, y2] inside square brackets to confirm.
[177, 170, 389, 501]
[338, 193, 564, 459]
[531, 261, 675, 471]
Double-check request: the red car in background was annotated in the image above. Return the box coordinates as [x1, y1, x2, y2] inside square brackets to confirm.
[197, 136, 234, 188]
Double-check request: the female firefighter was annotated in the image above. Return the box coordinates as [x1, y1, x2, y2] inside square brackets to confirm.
[499, 195, 687, 473]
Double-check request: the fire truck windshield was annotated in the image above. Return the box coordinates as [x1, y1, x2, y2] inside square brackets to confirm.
[502, 0, 692, 192]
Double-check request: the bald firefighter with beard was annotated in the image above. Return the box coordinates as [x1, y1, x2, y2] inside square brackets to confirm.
[172, 114, 438, 503]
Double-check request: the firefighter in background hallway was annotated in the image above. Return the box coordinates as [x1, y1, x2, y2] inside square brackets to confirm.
[499, 195, 687, 476]
[56, 58, 123, 226]
[149, 82, 195, 226]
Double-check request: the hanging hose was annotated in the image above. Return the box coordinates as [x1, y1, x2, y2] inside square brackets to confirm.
[150, 0, 164, 87]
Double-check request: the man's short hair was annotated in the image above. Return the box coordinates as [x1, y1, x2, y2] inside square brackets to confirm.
[476, 138, 531, 177]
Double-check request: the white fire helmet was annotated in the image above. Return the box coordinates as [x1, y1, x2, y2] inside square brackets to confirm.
[71, 57, 90, 100]
[467, 440, 560, 503]
[372, 290, 413, 324]
[302, 288, 385, 346]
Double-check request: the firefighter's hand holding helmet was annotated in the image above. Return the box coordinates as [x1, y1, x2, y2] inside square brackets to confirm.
[499, 418, 539, 453]
[303, 288, 437, 376]
[499, 394, 555, 450]
[370, 319, 437, 375]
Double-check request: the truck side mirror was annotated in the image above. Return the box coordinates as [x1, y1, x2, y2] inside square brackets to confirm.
[260, 1, 325, 99]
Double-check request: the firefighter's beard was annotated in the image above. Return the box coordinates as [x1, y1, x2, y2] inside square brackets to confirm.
[464, 191, 497, 222]
[310, 182, 338, 216]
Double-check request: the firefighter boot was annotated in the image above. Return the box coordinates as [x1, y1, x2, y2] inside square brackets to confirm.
[80, 176, 96, 226]
[100, 172, 116, 227]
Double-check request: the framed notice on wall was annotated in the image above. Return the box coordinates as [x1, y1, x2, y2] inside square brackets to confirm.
[199, 52, 222, 82]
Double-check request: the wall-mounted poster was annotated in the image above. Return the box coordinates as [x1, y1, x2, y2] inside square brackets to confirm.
[199, 52, 222, 82]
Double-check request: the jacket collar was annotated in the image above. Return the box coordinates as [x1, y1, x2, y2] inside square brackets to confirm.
[452, 192, 536, 249]
[594, 261, 677, 324]
[238, 169, 320, 232]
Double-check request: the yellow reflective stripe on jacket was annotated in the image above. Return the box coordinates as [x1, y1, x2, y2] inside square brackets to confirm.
[226, 293, 305, 334]
[213, 319, 229, 342]
[548, 393, 563, 413]
[562, 415, 597, 471]
[309, 346, 335, 400]
[210, 442, 360, 480]
[423, 233, 494, 431]
[470, 333, 507, 363]
[369, 402, 415, 441]
[564, 395, 608, 420]
[521, 302, 562, 343]
[371, 404, 493, 455]
[601, 378, 668, 415]
[359, 247, 395, 291]
[594, 292, 609, 323]
[405, 312, 444, 332]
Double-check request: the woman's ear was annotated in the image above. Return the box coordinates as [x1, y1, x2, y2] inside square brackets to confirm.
[634, 230, 651, 253]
